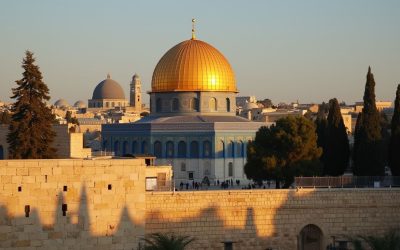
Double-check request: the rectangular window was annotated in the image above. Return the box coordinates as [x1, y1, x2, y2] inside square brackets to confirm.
[188, 172, 194, 180]
[181, 162, 186, 171]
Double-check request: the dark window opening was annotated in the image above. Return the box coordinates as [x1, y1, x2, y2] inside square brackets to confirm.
[108, 184, 112, 190]
[63, 186, 67, 192]
[62, 204, 68, 216]
[25, 205, 30, 217]
[18, 186, 22, 192]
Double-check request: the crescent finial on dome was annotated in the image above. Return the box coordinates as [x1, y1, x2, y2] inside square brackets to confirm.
[191, 18, 196, 40]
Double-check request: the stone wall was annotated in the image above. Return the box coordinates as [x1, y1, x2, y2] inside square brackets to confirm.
[0, 159, 147, 249]
[1, 158, 400, 250]
[146, 189, 400, 250]
[0, 125, 91, 159]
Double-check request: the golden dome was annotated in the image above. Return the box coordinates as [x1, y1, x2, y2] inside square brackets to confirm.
[151, 39, 237, 93]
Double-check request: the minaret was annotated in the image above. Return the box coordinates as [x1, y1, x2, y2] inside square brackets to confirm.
[130, 73, 142, 111]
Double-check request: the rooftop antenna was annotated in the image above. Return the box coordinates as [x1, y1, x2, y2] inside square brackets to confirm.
[191, 18, 196, 40]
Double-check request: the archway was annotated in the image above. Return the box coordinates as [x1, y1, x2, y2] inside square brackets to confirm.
[299, 224, 323, 250]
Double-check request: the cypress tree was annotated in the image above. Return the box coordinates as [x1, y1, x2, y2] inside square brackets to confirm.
[322, 98, 350, 175]
[315, 106, 327, 150]
[353, 67, 384, 176]
[389, 84, 400, 175]
[7, 51, 57, 159]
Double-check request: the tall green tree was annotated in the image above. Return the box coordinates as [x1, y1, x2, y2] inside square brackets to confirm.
[353, 67, 384, 176]
[389, 84, 400, 175]
[7, 51, 57, 159]
[315, 108, 327, 150]
[322, 98, 350, 175]
[244, 116, 322, 188]
[348, 229, 400, 250]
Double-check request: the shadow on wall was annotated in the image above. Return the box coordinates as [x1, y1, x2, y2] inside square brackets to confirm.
[0, 185, 143, 249]
[145, 189, 400, 250]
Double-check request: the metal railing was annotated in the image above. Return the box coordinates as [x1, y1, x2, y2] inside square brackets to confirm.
[295, 176, 400, 188]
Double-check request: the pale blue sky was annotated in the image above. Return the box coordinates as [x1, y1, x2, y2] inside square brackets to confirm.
[0, 0, 399, 106]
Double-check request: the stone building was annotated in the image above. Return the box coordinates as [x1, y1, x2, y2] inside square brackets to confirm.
[102, 26, 264, 184]
[88, 74, 129, 110]
[0, 124, 91, 159]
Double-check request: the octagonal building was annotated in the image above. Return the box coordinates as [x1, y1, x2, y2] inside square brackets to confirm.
[102, 26, 264, 184]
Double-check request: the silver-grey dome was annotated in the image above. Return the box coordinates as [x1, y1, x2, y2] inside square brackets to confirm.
[92, 75, 125, 100]
[74, 100, 86, 108]
[54, 99, 70, 108]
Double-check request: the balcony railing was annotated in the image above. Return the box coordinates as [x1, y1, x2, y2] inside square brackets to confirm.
[295, 176, 400, 188]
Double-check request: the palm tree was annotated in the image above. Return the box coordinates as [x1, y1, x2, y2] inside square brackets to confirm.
[142, 232, 195, 250]
[348, 229, 400, 250]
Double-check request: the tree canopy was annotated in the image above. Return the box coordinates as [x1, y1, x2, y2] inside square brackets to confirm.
[7, 51, 57, 159]
[389, 84, 400, 176]
[143, 233, 195, 250]
[244, 116, 322, 188]
[353, 67, 384, 176]
[322, 98, 350, 175]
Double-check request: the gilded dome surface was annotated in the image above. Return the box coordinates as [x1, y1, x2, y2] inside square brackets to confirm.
[92, 75, 125, 100]
[151, 39, 236, 92]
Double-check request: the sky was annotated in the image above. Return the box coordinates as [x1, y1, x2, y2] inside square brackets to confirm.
[0, 0, 399, 106]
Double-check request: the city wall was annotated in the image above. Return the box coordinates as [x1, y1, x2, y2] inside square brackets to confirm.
[146, 189, 400, 250]
[1, 158, 400, 250]
[0, 159, 147, 249]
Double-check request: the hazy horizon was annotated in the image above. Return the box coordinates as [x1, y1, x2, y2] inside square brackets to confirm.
[1, 0, 399, 106]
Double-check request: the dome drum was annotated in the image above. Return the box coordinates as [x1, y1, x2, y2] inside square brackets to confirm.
[149, 91, 236, 116]
[89, 75, 128, 109]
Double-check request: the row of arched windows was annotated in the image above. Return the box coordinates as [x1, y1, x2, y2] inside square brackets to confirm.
[104, 139, 245, 158]
[155, 97, 231, 112]
[217, 140, 245, 158]
[89, 101, 125, 108]
[153, 140, 211, 158]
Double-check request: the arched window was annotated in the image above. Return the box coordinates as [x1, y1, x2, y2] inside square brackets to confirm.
[0, 145, 4, 159]
[226, 98, 231, 112]
[189, 98, 199, 111]
[172, 98, 179, 111]
[209, 98, 217, 111]
[154, 141, 162, 158]
[122, 141, 129, 156]
[228, 162, 233, 177]
[190, 141, 199, 158]
[237, 141, 244, 157]
[203, 140, 211, 158]
[156, 98, 162, 112]
[113, 141, 119, 156]
[141, 141, 148, 154]
[218, 140, 225, 158]
[102, 140, 108, 151]
[166, 141, 174, 158]
[132, 141, 137, 154]
[228, 140, 234, 158]
[177, 141, 187, 158]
